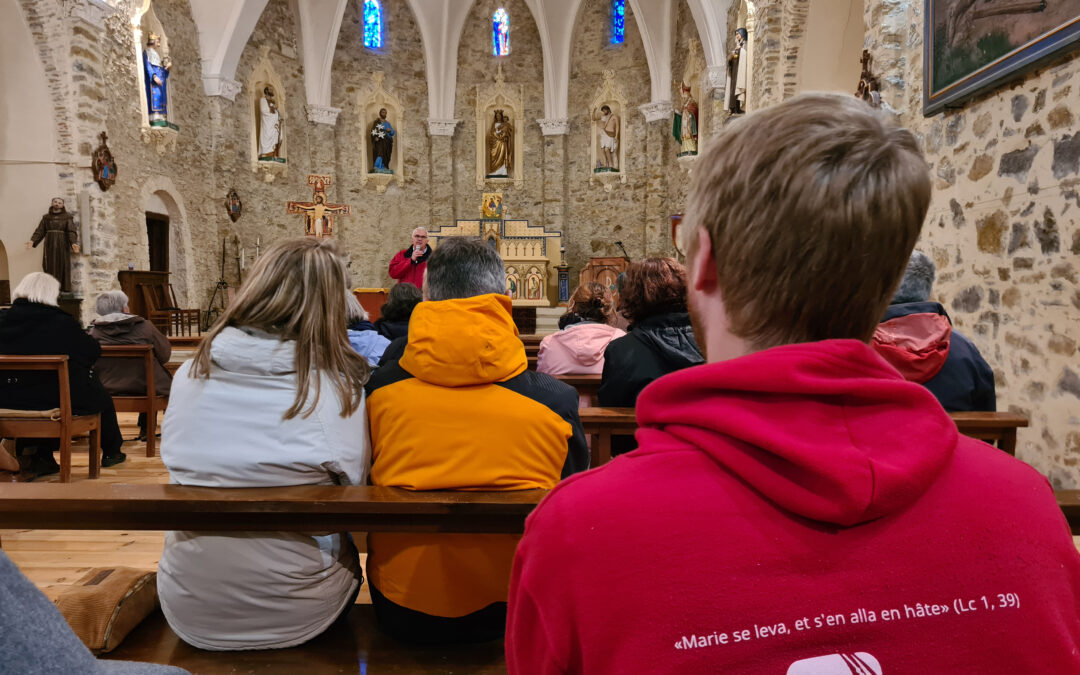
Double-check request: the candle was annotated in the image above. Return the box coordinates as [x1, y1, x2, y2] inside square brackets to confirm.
[241, 247, 246, 270]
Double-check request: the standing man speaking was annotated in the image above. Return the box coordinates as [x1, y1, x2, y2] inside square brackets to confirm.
[388, 227, 431, 287]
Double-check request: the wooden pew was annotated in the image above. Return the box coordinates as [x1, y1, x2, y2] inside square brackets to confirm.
[555, 374, 602, 406]
[97, 345, 168, 457]
[0, 483, 544, 533]
[0, 483, 538, 673]
[1054, 490, 1080, 534]
[578, 408, 1031, 468]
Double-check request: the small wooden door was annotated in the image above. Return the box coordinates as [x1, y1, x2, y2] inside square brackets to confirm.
[146, 213, 169, 273]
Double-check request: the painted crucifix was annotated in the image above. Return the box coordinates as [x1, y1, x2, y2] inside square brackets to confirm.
[286, 174, 351, 237]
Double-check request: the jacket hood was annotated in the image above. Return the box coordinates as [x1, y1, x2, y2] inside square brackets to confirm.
[90, 314, 143, 336]
[400, 294, 525, 387]
[636, 340, 956, 527]
[549, 322, 625, 366]
[872, 305, 952, 384]
[210, 326, 296, 375]
[631, 313, 703, 369]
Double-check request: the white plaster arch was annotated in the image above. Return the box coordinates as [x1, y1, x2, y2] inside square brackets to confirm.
[685, 0, 734, 69]
[629, 0, 674, 106]
[292, 0, 349, 124]
[522, 0, 587, 126]
[138, 177, 195, 308]
[189, 0, 269, 100]
[405, 0, 476, 132]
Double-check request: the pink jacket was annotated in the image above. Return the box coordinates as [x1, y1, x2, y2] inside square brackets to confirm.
[537, 323, 626, 377]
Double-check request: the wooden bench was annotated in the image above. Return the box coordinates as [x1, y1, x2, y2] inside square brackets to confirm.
[578, 408, 1031, 468]
[166, 335, 202, 350]
[97, 345, 168, 457]
[554, 374, 602, 406]
[1053, 490, 1080, 534]
[0, 355, 101, 482]
[0, 483, 537, 673]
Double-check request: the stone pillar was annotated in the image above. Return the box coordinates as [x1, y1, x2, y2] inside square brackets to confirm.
[427, 119, 459, 228]
[640, 101, 673, 257]
[702, 65, 727, 138]
[538, 118, 569, 262]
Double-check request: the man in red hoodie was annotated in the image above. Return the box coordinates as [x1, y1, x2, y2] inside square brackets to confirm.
[506, 93, 1080, 673]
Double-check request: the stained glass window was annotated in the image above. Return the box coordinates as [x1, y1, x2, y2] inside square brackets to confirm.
[611, 0, 625, 45]
[493, 8, 510, 57]
[363, 0, 382, 49]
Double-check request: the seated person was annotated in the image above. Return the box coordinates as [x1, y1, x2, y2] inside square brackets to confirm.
[373, 282, 422, 341]
[0, 550, 189, 674]
[89, 290, 173, 440]
[872, 250, 996, 411]
[365, 237, 588, 645]
[158, 237, 371, 651]
[598, 258, 703, 453]
[507, 93, 1080, 673]
[0, 272, 126, 476]
[538, 282, 625, 406]
[345, 293, 391, 366]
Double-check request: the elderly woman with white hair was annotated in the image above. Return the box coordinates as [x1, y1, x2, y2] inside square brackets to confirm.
[0, 273, 125, 479]
[89, 290, 172, 440]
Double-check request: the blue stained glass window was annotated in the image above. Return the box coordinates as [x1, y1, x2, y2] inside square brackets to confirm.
[493, 8, 510, 56]
[363, 0, 382, 49]
[611, 0, 625, 45]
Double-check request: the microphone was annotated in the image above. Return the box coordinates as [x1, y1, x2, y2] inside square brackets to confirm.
[615, 241, 630, 260]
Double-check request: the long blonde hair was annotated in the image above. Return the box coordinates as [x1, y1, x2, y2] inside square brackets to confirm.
[190, 237, 371, 419]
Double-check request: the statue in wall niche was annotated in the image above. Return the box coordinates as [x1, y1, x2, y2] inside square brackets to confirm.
[26, 198, 79, 293]
[369, 108, 395, 173]
[855, 51, 882, 110]
[673, 83, 699, 157]
[726, 28, 748, 115]
[487, 109, 514, 178]
[258, 86, 285, 162]
[593, 105, 620, 172]
[143, 33, 172, 126]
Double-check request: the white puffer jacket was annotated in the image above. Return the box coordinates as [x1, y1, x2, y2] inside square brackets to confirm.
[157, 326, 370, 650]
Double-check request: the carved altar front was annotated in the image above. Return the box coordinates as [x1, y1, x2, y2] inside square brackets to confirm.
[428, 213, 563, 308]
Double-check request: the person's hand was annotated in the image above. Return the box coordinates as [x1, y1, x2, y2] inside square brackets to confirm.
[71, 244, 80, 254]
[411, 247, 423, 262]
[25, 241, 32, 250]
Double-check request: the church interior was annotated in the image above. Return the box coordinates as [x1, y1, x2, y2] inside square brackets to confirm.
[1, 0, 1079, 670]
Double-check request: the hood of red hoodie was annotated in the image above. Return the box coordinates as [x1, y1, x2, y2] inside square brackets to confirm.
[635, 339, 957, 527]
[871, 312, 951, 384]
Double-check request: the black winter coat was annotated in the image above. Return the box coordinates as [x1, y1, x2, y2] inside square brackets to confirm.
[0, 300, 106, 413]
[598, 312, 704, 455]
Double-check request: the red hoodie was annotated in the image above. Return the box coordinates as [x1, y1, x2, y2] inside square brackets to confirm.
[507, 340, 1080, 673]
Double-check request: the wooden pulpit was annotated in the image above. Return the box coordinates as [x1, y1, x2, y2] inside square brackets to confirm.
[353, 288, 389, 322]
[579, 257, 629, 293]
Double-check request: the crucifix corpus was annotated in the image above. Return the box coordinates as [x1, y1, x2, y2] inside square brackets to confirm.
[286, 174, 351, 238]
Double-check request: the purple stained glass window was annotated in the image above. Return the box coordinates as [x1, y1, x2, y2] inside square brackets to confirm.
[493, 8, 510, 56]
[363, 0, 382, 49]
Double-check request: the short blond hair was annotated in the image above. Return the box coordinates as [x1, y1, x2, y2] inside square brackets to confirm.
[192, 237, 371, 419]
[684, 93, 931, 349]
[12, 272, 60, 306]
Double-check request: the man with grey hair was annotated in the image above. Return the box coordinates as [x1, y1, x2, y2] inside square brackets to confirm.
[871, 250, 996, 411]
[364, 237, 587, 645]
[89, 289, 172, 440]
[387, 227, 431, 287]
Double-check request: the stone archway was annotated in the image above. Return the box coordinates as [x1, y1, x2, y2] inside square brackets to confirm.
[139, 177, 195, 307]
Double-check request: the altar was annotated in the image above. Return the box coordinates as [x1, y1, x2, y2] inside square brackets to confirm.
[427, 194, 563, 307]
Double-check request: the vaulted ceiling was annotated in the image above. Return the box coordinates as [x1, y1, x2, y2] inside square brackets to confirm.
[185, 0, 733, 128]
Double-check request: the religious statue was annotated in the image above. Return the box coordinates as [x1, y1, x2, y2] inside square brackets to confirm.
[91, 131, 117, 191]
[487, 109, 514, 178]
[673, 84, 699, 157]
[26, 198, 79, 293]
[287, 175, 351, 238]
[225, 189, 243, 222]
[370, 107, 395, 173]
[726, 28, 748, 115]
[143, 33, 171, 126]
[593, 105, 620, 172]
[855, 50, 882, 109]
[258, 86, 284, 161]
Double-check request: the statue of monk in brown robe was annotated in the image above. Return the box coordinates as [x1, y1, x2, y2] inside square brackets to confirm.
[27, 198, 80, 292]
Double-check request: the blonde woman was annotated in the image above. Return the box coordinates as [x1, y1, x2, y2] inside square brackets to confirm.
[157, 237, 371, 651]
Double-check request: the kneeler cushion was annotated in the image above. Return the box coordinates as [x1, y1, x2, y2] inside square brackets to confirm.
[45, 567, 158, 654]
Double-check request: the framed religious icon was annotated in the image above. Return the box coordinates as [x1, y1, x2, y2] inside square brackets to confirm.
[91, 131, 117, 191]
[225, 189, 243, 222]
[482, 193, 503, 220]
[924, 1, 1080, 115]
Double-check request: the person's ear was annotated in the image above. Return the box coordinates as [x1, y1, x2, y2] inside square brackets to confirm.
[688, 227, 718, 294]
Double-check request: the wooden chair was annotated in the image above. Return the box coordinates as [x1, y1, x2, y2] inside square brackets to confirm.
[138, 284, 200, 337]
[96, 345, 168, 458]
[0, 355, 101, 482]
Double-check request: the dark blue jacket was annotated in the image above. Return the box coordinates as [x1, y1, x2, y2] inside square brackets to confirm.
[881, 302, 996, 412]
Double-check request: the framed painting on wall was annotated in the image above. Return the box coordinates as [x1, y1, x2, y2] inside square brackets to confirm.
[923, 0, 1080, 116]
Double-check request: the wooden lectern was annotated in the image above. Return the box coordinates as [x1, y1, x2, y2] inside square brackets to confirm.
[579, 257, 629, 292]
